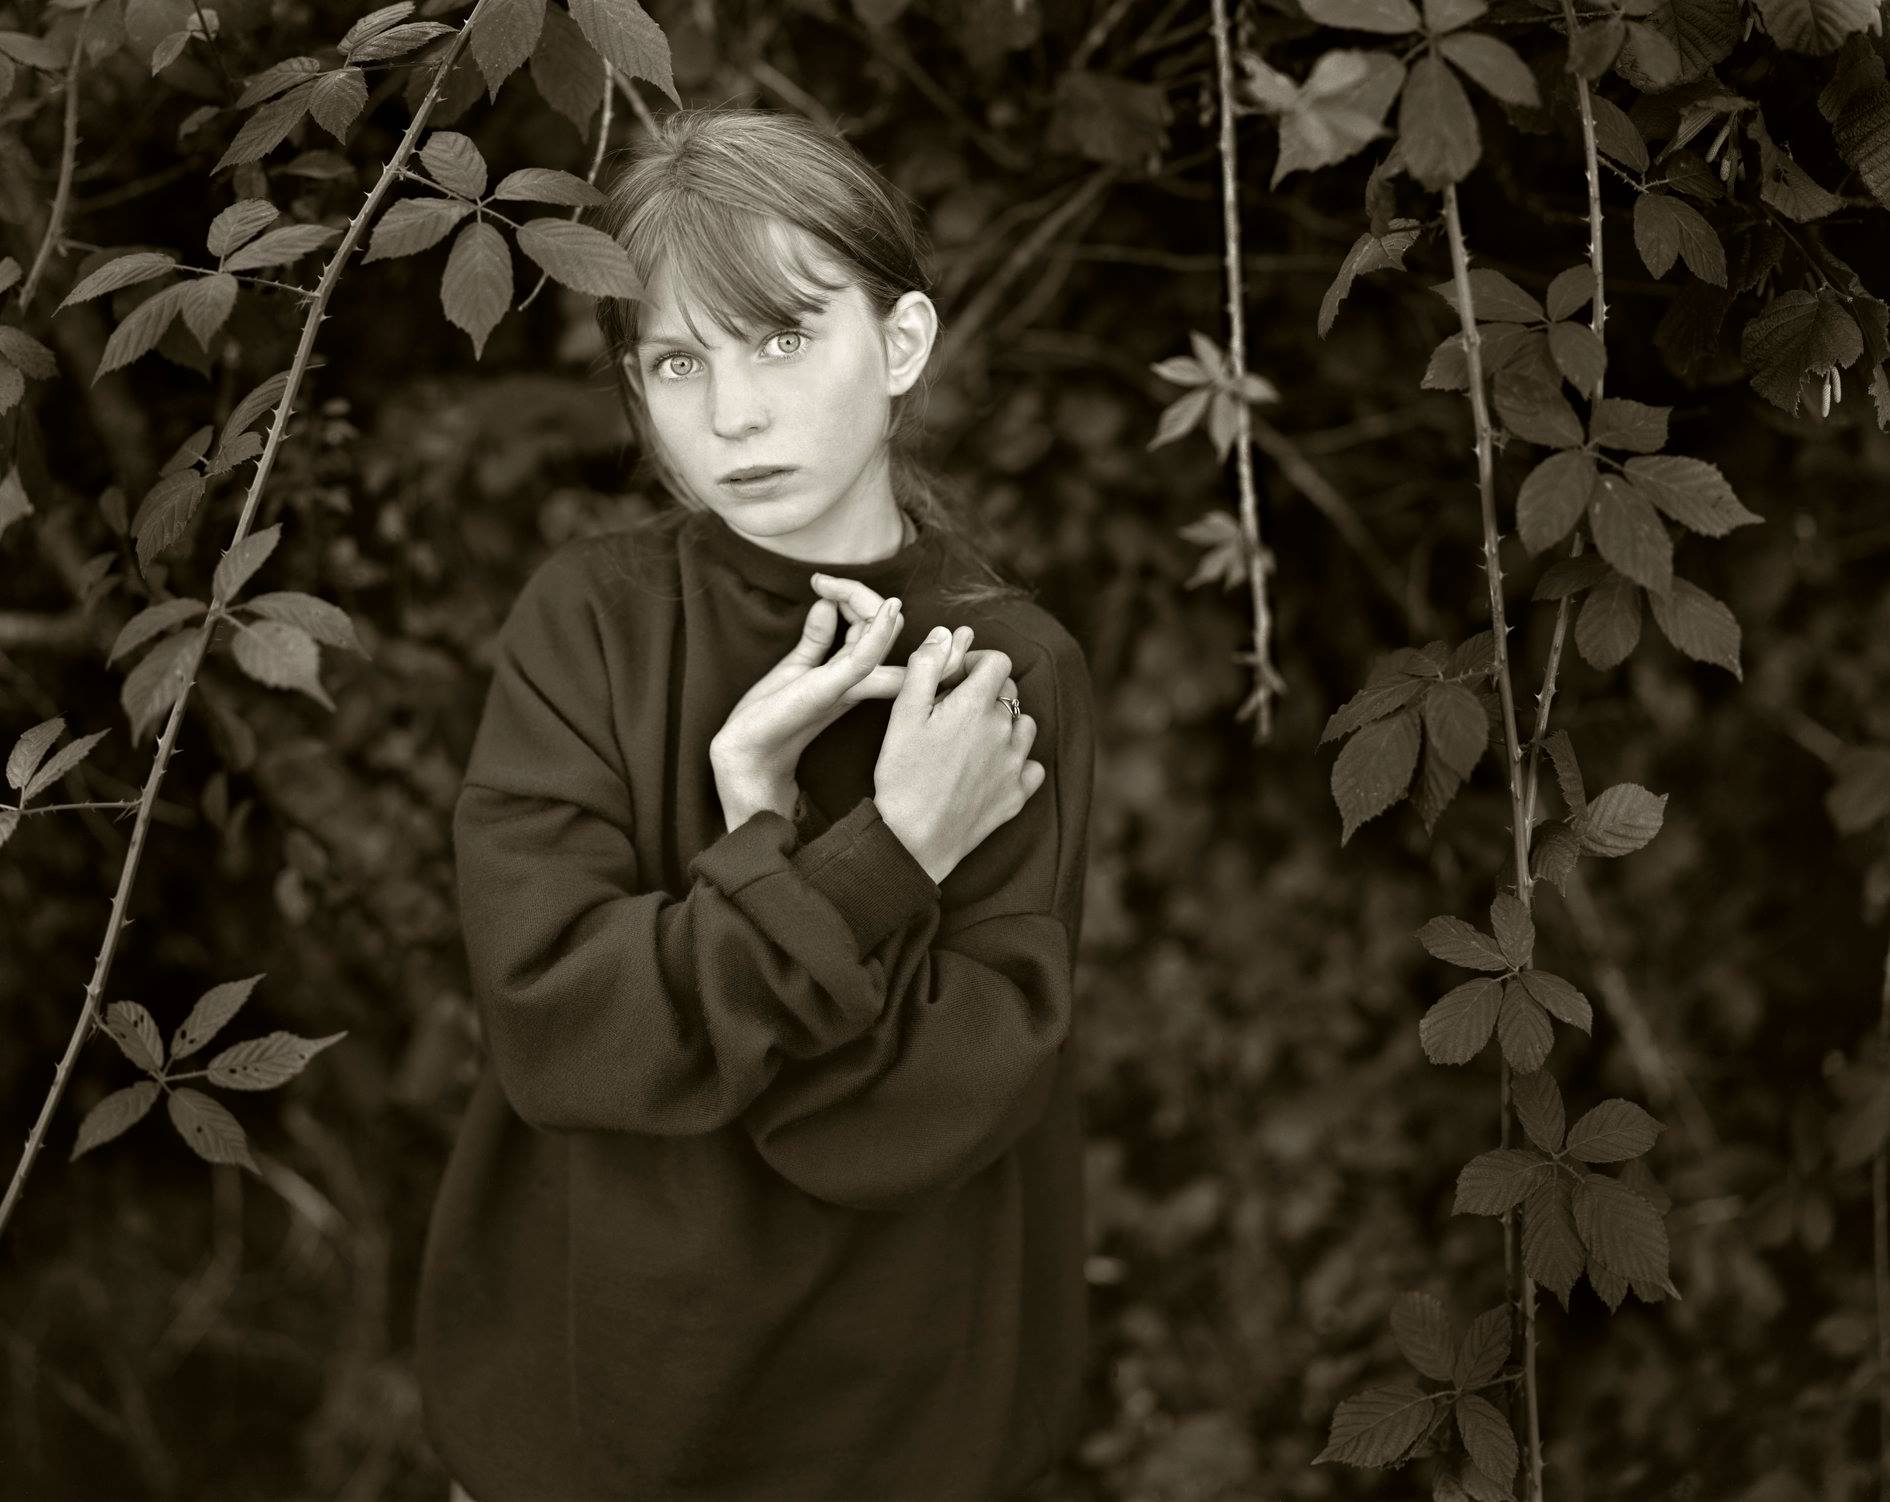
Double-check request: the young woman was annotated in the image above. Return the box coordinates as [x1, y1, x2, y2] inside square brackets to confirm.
[416, 107, 1096, 1501]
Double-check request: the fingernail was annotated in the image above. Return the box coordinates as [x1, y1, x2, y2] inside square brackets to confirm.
[927, 626, 948, 644]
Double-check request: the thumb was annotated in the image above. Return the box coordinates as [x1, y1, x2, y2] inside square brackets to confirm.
[890, 626, 950, 729]
[782, 597, 838, 668]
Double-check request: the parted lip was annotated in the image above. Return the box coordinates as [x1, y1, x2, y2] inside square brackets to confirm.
[720, 464, 795, 482]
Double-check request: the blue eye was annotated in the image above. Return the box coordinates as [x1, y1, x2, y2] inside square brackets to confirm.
[648, 329, 807, 381]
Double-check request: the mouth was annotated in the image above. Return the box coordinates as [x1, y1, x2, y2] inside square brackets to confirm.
[721, 465, 796, 483]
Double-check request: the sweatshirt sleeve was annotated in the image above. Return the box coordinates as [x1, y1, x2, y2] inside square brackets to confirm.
[738, 639, 1096, 1214]
[452, 544, 943, 1137]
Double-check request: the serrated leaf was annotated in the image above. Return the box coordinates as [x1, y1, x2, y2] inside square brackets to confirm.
[246, 591, 366, 655]
[71, 1080, 162, 1160]
[1522, 1174, 1585, 1310]
[1537, 830, 1583, 907]
[1455, 1147, 1547, 1215]
[172, 974, 262, 1060]
[567, 0, 680, 107]
[1518, 969, 1593, 1033]
[206, 198, 278, 258]
[1430, 267, 1544, 324]
[1512, 1069, 1566, 1153]
[1314, 1384, 1438, 1467]
[213, 524, 280, 603]
[1318, 222, 1420, 337]
[1453, 1305, 1511, 1388]
[1741, 288, 1865, 413]
[1456, 1394, 1518, 1486]
[1399, 54, 1481, 189]
[1574, 571, 1642, 669]
[1579, 782, 1667, 856]
[1547, 320, 1606, 398]
[1633, 193, 1727, 286]
[1586, 1247, 1630, 1311]
[1494, 371, 1584, 448]
[1422, 682, 1486, 777]
[132, 468, 207, 574]
[232, 55, 324, 111]
[120, 631, 197, 744]
[1447, 631, 1496, 680]
[1621, 455, 1761, 535]
[1302, 0, 1423, 29]
[1533, 553, 1609, 601]
[224, 223, 339, 274]
[338, 2, 414, 54]
[167, 1086, 257, 1171]
[109, 598, 208, 666]
[421, 130, 488, 199]
[1390, 1291, 1456, 1380]
[102, 1000, 164, 1073]
[1497, 978, 1553, 1072]
[7, 717, 65, 792]
[179, 273, 238, 350]
[470, 0, 547, 101]
[442, 221, 512, 358]
[513, 218, 641, 297]
[491, 166, 605, 206]
[1565, 1098, 1664, 1162]
[309, 67, 368, 144]
[60, 252, 179, 310]
[214, 78, 319, 174]
[1488, 893, 1534, 969]
[1438, 32, 1538, 106]
[1332, 708, 1421, 843]
[1418, 916, 1510, 972]
[1572, 1172, 1669, 1282]
[348, 20, 455, 62]
[1589, 398, 1670, 453]
[0, 325, 56, 380]
[1545, 265, 1597, 323]
[1648, 575, 1742, 678]
[1544, 729, 1586, 813]
[19, 728, 108, 805]
[1590, 92, 1648, 171]
[1828, 746, 1890, 834]
[530, 1, 605, 133]
[363, 197, 474, 263]
[1421, 977, 1505, 1064]
[206, 1029, 345, 1089]
[232, 621, 335, 709]
[97, 282, 194, 380]
[1319, 674, 1427, 746]
[1754, 0, 1880, 53]
[1516, 450, 1597, 553]
[1589, 474, 1671, 597]
[216, 369, 292, 468]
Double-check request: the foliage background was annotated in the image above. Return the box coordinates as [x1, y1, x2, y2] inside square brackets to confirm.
[2, 0, 1888, 1497]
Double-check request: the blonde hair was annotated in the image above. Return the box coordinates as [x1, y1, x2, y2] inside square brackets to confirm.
[585, 106, 1029, 610]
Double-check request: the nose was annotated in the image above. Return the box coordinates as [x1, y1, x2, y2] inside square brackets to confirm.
[708, 364, 768, 441]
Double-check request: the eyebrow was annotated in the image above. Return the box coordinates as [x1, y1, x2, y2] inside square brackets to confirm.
[636, 328, 704, 350]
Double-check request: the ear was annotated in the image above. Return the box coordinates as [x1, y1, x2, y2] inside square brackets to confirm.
[881, 291, 938, 399]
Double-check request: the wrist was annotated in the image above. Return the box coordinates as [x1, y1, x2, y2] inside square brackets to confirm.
[874, 799, 949, 886]
[715, 759, 796, 830]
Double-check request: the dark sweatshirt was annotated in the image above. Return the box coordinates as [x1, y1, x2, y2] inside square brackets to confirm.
[415, 504, 1096, 1501]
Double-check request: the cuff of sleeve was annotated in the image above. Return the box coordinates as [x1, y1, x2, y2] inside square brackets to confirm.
[791, 785, 835, 846]
[791, 796, 939, 958]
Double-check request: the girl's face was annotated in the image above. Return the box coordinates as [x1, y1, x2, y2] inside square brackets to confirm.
[631, 223, 936, 564]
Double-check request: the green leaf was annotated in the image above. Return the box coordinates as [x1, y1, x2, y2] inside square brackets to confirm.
[172, 974, 263, 1060]
[1827, 746, 1890, 834]
[1545, 728, 1586, 813]
[1438, 32, 1538, 106]
[348, 21, 454, 63]
[1331, 708, 1421, 842]
[167, 1086, 258, 1171]
[1497, 977, 1553, 1071]
[364, 197, 475, 263]
[96, 282, 195, 380]
[223, 223, 339, 274]
[1430, 266, 1544, 323]
[1390, 1291, 1456, 1380]
[1633, 192, 1727, 286]
[206, 198, 278, 258]
[1621, 455, 1761, 535]
[214, 77, 319, 174]
[567, 0, 680, 106]
[1517, 449, 1597, 553]
[1568, 18, 1626, 81]
[442, 220, 513, 358]
[1421, 977, 1505, 1064]
[515, 218, 643, 298]
[1754, 0, 1880, 53]
[1301, 0, 1423, 30]
[246, 591, 367, 655]
[1494, 372, 1584, 448]
[1648, 575, 1742, 677]
[1512, 1068, 1565, 1153]
[1452, 1305, 1511, 1387]
[1572, 1172, 1669, 1283]
[213, 523, 280, 604]
[1488, 893, 1534, 969]
[71, 1080, 161, 1160]
[1398, 54, 1480, 188]
[1455, 1394, 1518, 1488]
[1518, 969, 1593, 1033]
[1565, 1099, 1664, 1162]
[1547, 320, 1606, 398]
[491, 166, 606, 206]
[1756, 120, 1843, 220]
[1579, 782, 1667, 856]
[1522, 1174, 1585, 1310]
[108, 598, 207, 665]
[1580, 574, 1640, 668]
[309, 67, 369, 143]
[232, 620, 335, 710]
[1589, 397, 1670, 453]
[1532, 553, 1609, 601]
[7, 717, 65, 792]
[530, 1, 606, 134]
[1455, 1147, 1547, 1214]
[1418, 916, 1509, 971]
[1741, 288, 1865, 413]
[1589, 474, 1671, 596]
[1530, 823, 1582, 894]
[338, 2, 415, 54]
[103, 1000, 164, 1073]
[1421, 682, 1486, 777]
[1314, 1385, 1438, 1467]
[120, 630, 197, 743]
[420, 130, 489, 200]
[131, 468, 206, 573]
[1546, 265, 1597, 322]
[470, 0, 548, 101]
[179, 273, 239, 350]
[19, 728, 107, 806]
[231, 55, 325, 111]
[1424, 0, 1488, 28]
[206, 1029, 345, 1090]
[1588, 93, 1648, 172]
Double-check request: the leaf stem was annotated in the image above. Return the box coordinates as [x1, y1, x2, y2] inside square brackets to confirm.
[0, 0, 499, 1246]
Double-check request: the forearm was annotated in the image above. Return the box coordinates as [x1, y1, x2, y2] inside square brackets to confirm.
[714, 757, 799, 833]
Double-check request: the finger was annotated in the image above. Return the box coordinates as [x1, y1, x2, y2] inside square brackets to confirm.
[780, 597, 840, 669]
[940, 626, 974, 683]
[840, 596, 901, 667]
[891, 625, 953, 727]
[809, 573, 887, 628]
[950, 647, 1013, 698]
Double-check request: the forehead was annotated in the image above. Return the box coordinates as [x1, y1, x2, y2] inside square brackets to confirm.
[639, 217, 860, 343]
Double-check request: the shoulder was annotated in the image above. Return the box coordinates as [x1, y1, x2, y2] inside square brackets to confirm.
[505, 512, 688, 632]
[946, 589, 1090, 709]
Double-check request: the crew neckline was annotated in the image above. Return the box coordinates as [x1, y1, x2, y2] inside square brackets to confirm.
[690, 507, 938, 602]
